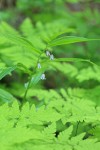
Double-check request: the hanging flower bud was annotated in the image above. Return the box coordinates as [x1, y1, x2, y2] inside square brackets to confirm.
[37, 63, 41, 69]
[41, 73, 46, 80]
[46, 50, 50, 56]
[50, 54, 54, 60]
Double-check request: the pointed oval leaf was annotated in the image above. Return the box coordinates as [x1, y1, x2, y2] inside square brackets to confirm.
[49, 58, 99, 68]
[48, 36, 99, 47]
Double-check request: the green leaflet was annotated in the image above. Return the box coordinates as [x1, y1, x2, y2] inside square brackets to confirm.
[0, 46, 38, 68]
[48, 28, 75, 42]
[48, 36, 100, 47]
[17, 63, 32, 75]
[54, 58, 91, 62]
[0, 63, 34, 81]
[76, 66, 100, 82]
[0, 88, 16, 104]
[58, 126, 73, 142]
[51, 62, 100, 83]
[35, 20, 75, 43]
[20, 18, 35, 38]
[89, 126, 100, 140]
[0, 65, 17, 80]
[48, 58, 100, 68]
[0, 22, 41, 54]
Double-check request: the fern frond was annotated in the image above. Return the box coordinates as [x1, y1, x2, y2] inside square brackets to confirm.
[52, 62, 100, 82]
[0, 101, 100, 150]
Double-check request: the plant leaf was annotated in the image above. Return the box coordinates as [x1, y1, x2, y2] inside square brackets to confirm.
[0, 65, 17, 80]
[48, 28, 75, 42]
[0, 88, 16, 104]
[0, 22, 41, 54]
[17, 63, 32, 75]
[49, 58, 100, 68]
[48, 36, 100, 47]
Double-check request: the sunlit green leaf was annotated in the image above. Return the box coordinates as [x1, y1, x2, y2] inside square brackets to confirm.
[49, 58, 100, 68]
[48, 36, 100, 47]
[0, 65, 17, 80]
[0, 22, 41, 54]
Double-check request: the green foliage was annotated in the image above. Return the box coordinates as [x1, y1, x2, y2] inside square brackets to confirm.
[47, 36, 98, 47]
[52, 62, 100, 82]
[0, 22, 40, 53]
[0, 1, 100, 149]
[0, 88, 16, 104]
[0, 100, 100, 150]
[0, 65, 17, 80]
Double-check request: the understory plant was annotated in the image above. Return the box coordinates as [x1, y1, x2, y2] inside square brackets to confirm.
[0, 18, 100, 150]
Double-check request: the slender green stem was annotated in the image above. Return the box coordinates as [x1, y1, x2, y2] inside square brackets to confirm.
[23, 46, 48, 104]
[23, 75, 32, 103]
